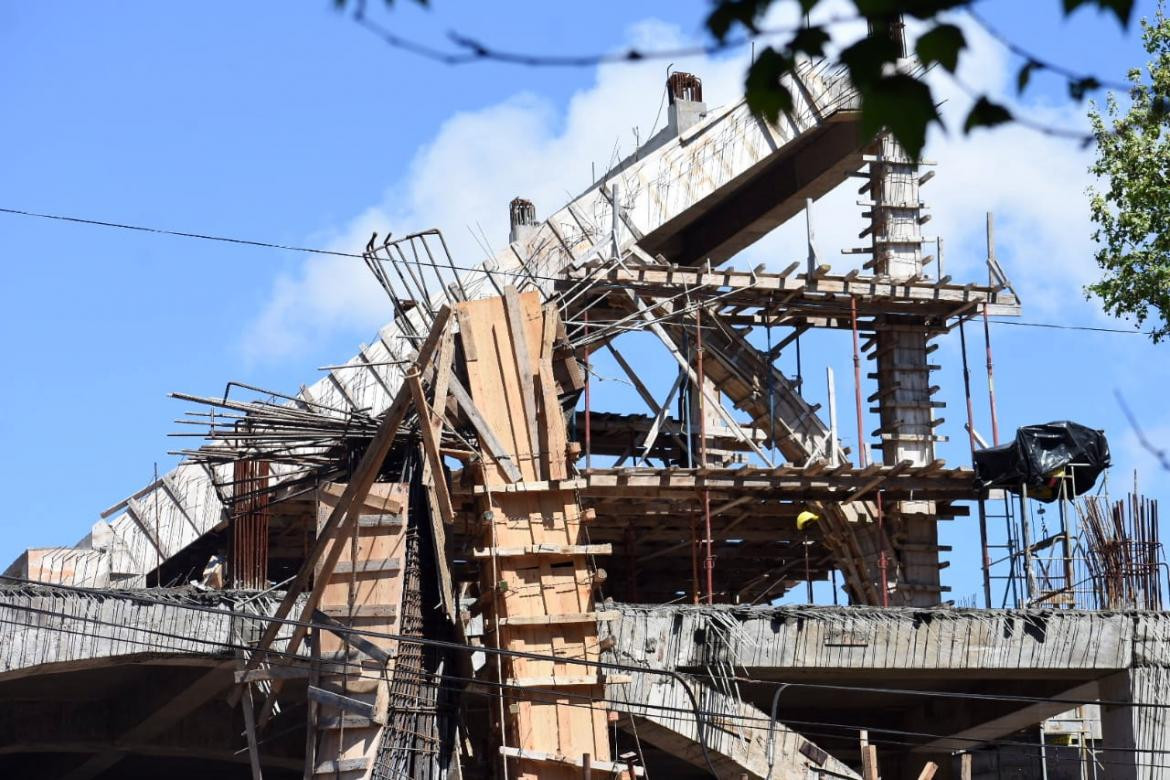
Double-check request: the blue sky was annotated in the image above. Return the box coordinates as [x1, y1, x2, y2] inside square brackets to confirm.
[1, 1, 1166, 606]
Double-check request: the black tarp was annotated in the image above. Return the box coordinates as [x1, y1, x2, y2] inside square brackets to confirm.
[973, 421, 1110, 502]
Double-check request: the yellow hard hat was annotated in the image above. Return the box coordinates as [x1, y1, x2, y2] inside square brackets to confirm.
[796, 510, 820, 531]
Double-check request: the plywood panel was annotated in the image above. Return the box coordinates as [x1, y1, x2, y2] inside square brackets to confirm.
[311, 482, 407, 780]
[458, 293, 611, 780]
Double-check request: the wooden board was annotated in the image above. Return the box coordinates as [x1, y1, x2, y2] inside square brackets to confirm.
[309, 482, 408, 780]
[457, 293, 611, 780]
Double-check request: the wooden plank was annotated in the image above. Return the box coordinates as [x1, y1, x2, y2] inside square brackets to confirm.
[474, 544, 611, 558]
[330, 557, 401, 576]
[312, 610, 393, 665]
[240, 682, 264, 780]
[959, 752, 972, 780]
[917, 761, 939, 780]
[505, 674, 630, 687]
[407, 370, 455, 525]
[235, 665, 312, 684]
[357, 513, 403, 529]
[317, 714, 375, 730]
[314, 758, 369, 774]
[861, 744, 879, 780]
[503, 285, 543, 478]
[463, 477, 586, 495]
[319, 604, 398, 619]
[307, 686, 376, 720]
[448, 376, 523, 483]
[499, 747, 644, 776]
[498, 610, 619, 627]
[459, 291, 611, 769]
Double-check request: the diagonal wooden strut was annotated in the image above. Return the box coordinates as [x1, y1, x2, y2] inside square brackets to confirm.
[245, 307, 452, 726]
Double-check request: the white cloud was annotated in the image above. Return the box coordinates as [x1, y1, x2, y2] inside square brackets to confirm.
[243, 6, 1109, 362]
[241, 19, 748, 361]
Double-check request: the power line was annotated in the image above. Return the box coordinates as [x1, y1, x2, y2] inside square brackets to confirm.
[1, 204, 1153, 339]
[2, 602, 1169, 771]
[4, 575, 1170, 713]
[0, 205, 566, 284]
[987, 318, 1153, 336]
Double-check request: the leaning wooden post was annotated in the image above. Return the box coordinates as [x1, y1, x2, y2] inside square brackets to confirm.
[859, 729, 879, 780]
[244, 307, 451, 726]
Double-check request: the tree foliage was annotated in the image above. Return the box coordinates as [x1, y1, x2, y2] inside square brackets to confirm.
[1087, 7, 1170, 342]
[709, 0, 1134, 158]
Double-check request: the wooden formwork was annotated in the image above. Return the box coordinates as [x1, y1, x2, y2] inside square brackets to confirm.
[307, 482, 407, 780]
[457, 289, 613, 779]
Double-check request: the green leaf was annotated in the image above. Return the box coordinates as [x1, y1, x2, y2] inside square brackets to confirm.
[1017, 60, 1039, 94]
[854, 0, 971, 20]
[915, 23, 966, 73]
[790, 25, 831, 58]
[1070, 76, 1103, 101]
[706, 0, 772, 42]
[1062, 0, 1134, 27]
[744, 46, 795, 124]
[858, 73, 941, 159]
[839, 34, 900, 90]
[963, 96, 1013, 133]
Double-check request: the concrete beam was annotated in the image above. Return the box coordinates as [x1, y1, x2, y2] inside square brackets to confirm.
[60, 663, 234, 780]
[0, 584, 303, 681]
[912, 679, 1104, 753]
[607, 604, 1136, 675]
[609, 672, 859, 779]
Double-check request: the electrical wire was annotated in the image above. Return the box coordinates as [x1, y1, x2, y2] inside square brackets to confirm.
[0, 206, 566, 284]
[2, 604, 1169, 772]
[1, 204, 1156, 339]
[4, 575, 1170, 714]
[6, 591, 1170, 774]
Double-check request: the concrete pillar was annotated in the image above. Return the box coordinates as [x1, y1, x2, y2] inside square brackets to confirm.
[666, 72, 707, 136]
[508, 197, 537, 245]
[1100, 668, 1170, 779]
[867, 130, 941, 606]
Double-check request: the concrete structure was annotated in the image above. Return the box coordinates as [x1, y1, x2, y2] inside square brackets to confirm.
[0, 45, 1161, 780]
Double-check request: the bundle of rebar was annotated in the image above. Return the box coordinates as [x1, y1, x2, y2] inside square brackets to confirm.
[170, 386, 382, 468]
[230, 459, 270, 589]
[1082, 493, 1164, 610]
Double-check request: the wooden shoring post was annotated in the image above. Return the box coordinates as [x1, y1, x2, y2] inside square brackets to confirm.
[634, 301, 774, 465]
[850, 296, 867, 468]
[877, 490, 889, 607]
[827, 366, 839, 467]
[408, 370, 454, 526]
[960, 751, 973, 780]
[638, 370, 686, 465]
[961, 319, 993, 608]
[245, 307, 451, 722]
[447, 377, 523, 483]
[982, 302, 1000, 446]
[585, 308, 592, 468]
[241, 682, 264, 780]
[605, 341, 688, 459]
[983, 213, 1000, 446]
[916, 761, 939, 780]
[859, 730, 879, 780]
[696, 306, 715, 604]
[303, 630, 319, 780]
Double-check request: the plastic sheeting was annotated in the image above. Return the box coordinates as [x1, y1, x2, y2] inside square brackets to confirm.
[973, 421, 1110, 502]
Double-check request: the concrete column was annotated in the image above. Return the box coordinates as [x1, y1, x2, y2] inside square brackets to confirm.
[867, 131, 941, 606]
[1100, 668, 1170, 779]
